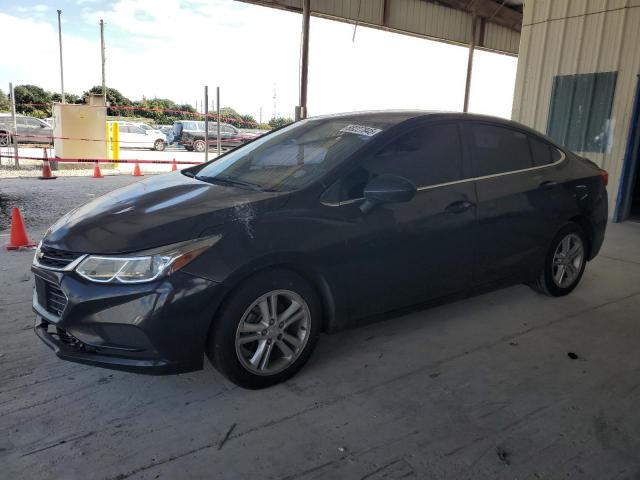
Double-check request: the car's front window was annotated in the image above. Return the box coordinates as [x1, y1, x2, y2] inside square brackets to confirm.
[194, 117, 391, 192]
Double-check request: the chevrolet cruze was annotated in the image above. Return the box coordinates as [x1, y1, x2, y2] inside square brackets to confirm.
[32, 111, 608, 389]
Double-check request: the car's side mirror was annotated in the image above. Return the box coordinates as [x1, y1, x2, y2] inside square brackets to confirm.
[360, 174, 417, 213]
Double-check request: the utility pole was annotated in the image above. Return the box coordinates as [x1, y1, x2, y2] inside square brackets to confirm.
[100, 19, 106, 105]
[272, 83, 277, 119]
[216, 87, 221, 157]
[9, 83, 19, 167]
[259, 106, 262, 125]
[57, 10, 65, 103]
[204, 86, 209, 162]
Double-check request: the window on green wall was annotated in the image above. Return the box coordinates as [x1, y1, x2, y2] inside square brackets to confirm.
[547, 71, 617, 153]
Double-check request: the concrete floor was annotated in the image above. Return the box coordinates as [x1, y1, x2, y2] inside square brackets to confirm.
[2, 176, 640, 479]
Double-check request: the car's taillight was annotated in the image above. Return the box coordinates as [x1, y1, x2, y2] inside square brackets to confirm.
[599, 169, 608, 187]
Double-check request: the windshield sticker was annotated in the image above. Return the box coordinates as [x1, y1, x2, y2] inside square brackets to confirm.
[339, 124, 382, 137]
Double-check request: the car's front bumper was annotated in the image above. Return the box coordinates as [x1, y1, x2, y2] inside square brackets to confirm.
[32, 265, 222, 375]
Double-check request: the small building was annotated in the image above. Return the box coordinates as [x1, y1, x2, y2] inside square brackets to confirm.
[512, 0, 640, 221]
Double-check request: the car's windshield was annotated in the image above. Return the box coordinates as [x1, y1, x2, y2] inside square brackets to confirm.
[194, 116, 393, 192]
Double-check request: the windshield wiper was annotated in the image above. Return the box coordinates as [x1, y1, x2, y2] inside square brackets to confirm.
[197, 175, 272, 191]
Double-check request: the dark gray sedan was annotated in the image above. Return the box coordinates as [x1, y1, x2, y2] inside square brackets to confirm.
[31, 111, 608, 389]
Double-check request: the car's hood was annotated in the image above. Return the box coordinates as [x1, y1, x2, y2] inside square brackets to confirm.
[43, 172, 288, 254]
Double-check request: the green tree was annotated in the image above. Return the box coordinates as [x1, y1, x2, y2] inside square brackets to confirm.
[51, 92, 82, 104]
[0, 89, 10, 112]
[14, 84, 52, 117]
[269, 116, 294, 129]
[83, 86, 132, 116]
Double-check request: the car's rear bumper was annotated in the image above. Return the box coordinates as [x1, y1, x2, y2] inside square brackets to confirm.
[32, 266, 222, 375]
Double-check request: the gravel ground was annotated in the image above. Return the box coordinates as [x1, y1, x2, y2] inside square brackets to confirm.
[0, 175, 145, 232]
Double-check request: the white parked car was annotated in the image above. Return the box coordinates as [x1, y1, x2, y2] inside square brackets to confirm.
[109, 121, 166, 151]
[132, 122, 165, 137]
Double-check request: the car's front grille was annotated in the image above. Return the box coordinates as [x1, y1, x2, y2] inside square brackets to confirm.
[43, 279, 68, 317]
[38, 246, 81, 270]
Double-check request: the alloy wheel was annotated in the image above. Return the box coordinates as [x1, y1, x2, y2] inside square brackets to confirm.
[235, 289, 311, 376]
[552, 233, 584, 288]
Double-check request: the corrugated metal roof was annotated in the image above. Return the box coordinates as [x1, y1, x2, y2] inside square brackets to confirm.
[235, 0, 521, 55]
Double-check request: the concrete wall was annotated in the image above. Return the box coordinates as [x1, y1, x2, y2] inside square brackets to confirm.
[53, 103, 107, 160]
[512, 0, 640, 216]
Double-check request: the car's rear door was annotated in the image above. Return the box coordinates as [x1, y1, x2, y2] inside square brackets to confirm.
[322, 121, 477, 319]
[461, 121, 564, 285]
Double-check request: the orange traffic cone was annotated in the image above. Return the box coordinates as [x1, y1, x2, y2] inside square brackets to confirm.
[6, 208, 36, 250]
[39, 148, 57, 180]
[93, 161, 104, 178]
[132, 161, 143, 177]
[171, 158, 177, 171]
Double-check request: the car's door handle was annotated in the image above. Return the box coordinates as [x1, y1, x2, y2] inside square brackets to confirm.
[539, 180, 558, 190]
[445, 200, 475, 214]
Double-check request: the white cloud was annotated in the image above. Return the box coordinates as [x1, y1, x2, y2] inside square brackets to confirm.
[0, 1, 517, 121]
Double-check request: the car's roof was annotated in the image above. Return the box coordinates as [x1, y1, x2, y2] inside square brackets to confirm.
[309, 110, 555, 144]
[310, 110, 517, 125]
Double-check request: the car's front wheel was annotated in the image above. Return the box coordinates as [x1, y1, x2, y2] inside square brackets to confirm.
[193, 140, 206, 153]
[530, 223, 588, 296]
[153, 139, 166, 151]
[207, 269, 320, 389]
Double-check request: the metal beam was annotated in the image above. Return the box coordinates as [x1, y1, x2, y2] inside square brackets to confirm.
[463, 14, 477, 112]
[296, 0, 310, 120]
[435, 0, 522, 32]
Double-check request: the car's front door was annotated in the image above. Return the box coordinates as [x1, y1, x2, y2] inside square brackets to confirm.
[322, 121, 477, 320]
[462, 122, 564, 285]
[128, 125, 149, 148]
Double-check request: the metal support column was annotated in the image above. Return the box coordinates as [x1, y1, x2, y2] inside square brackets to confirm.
[296, 0, 310, 121]
[57, 10, 65, 103]
[9, 82, 19, 168]
[216, 87, 221, 157]
[204, 86, 209, 162]
[100, 19, 107, 105]
[463, 14, 477, 113]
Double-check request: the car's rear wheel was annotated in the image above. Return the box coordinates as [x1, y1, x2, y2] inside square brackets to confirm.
[0, 131, 11, 147]
[153, 139, 166, 151]
[193, 140, 205, 153]
[530, 223, 587, 296]
[207, 269, 320, 389]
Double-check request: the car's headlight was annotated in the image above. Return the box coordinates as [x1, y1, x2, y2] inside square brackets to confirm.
[75, 235, 220, 284]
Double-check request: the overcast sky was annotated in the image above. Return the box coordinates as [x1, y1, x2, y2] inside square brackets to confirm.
[0, 0, 518, 122]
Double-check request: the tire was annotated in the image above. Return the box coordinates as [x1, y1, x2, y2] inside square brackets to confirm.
[0, 131, 11, 147]
[193, 140, 205, 153]
[207, 269, 321, 389]
[153, 139, 166, 151]
[530, 223, 588, 297]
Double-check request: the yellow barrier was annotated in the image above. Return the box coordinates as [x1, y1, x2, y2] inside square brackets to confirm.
[106, 122, 120, 168]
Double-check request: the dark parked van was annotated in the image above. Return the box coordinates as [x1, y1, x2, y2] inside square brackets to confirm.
[172, 120, 260, 152]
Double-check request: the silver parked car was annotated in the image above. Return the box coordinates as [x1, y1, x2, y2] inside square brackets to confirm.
[0, 113, 53, 146]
